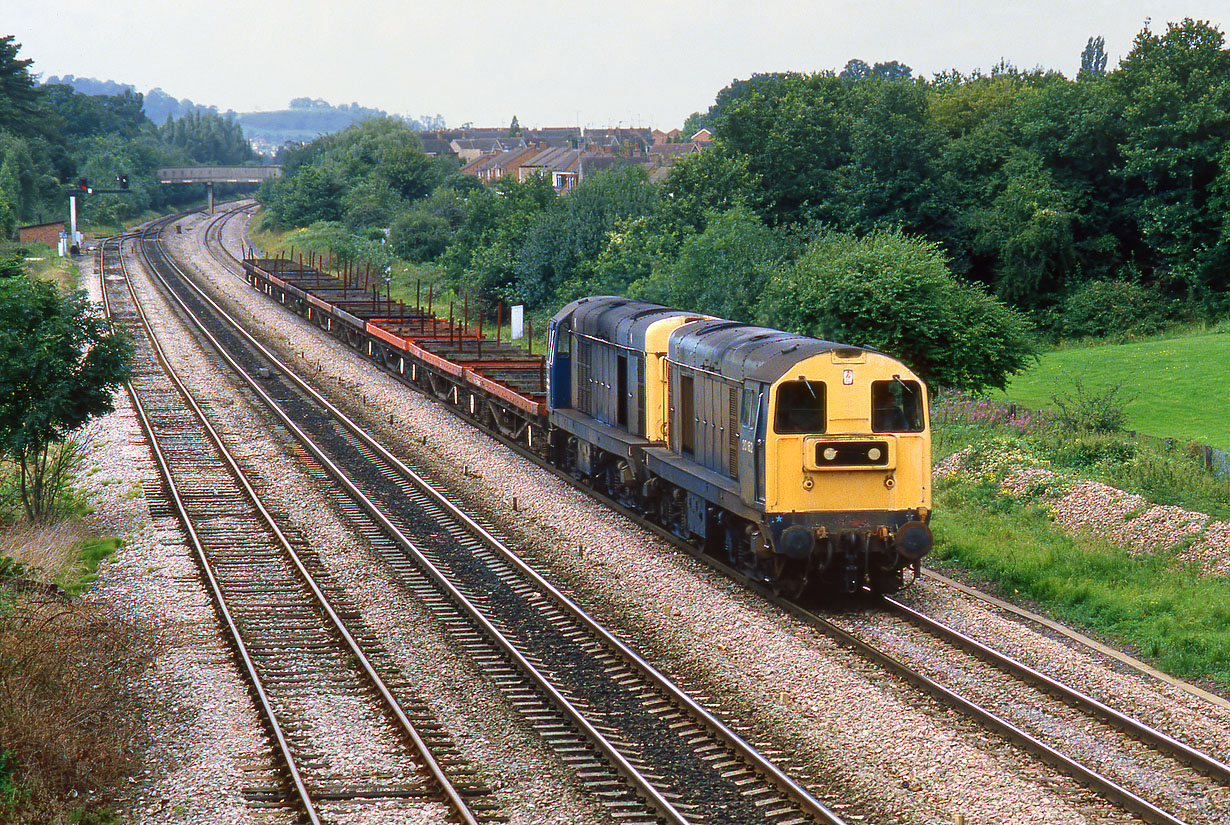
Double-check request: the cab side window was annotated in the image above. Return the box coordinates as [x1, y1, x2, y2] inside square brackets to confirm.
[740, 388, 757, 429]
[774, 381, 826, 434]
[871, 380, 924, 432]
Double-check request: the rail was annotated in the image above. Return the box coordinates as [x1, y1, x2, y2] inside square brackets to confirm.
[172, 205, 858, 825]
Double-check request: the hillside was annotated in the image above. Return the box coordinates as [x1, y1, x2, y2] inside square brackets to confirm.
[998, 328, 1230, 450]
[37, 77, 445, 153]
[235, 99, 443, 153]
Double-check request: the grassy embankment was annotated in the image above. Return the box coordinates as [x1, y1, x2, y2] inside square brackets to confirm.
[930, 326, 1230, 690]
[0, 254, 151, 824]
[996, 323, 1230, 450]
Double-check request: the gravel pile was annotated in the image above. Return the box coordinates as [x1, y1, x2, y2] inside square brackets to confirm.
[941, 454, 1230, 576]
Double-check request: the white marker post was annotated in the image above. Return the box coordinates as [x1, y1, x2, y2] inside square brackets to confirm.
[511, 305, 524, 340]
[69, 194, 77, 255]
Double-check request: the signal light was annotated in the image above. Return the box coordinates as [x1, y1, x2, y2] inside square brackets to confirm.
[118, 174, 129, 189]
[77, 177, 89, 190]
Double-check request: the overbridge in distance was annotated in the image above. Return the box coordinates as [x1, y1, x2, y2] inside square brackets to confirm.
[157, 166, 282, 213]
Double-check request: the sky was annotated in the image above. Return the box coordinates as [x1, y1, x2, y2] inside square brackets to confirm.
[4, 1, 1228, 130]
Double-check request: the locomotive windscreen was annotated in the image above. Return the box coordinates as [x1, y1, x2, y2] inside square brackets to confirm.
[774, 381, 826, 433]
[871, 380, 925, 432]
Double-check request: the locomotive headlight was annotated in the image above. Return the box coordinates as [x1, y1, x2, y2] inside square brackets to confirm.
[823, 447, 837, 461]
[867, 447, 882, 461]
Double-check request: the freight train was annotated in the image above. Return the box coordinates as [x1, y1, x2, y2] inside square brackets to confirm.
[242, 254, 932, 599]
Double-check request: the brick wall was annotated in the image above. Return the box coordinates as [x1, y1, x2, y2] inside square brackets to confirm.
[17, 222, 65, 248]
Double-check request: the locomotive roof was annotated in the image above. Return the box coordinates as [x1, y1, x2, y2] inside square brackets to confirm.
[552, 296, 892, 384]
[669, 317, 869, 385]
[556, 295, 701, 350]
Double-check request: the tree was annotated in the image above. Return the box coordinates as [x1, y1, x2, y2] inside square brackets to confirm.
[158, 111, 254, 164]
[833, 77, 942, 234]
[632, 205, 778, 322]
[716, 71, 854, 225]
[0, 36, 38, 136]
[660, 145, 760, 232]
[514, 165, 658, 308]
[0, 276, 133, 520]
[759, 230, 1036, 391]
[1112, 19, 1230, 299]
[266, 163, 345, 227]
[441, 175, 557, 304]
[840, 59, 871, 82]
[390, 208, 451, 261]
[508, 115, 521, 136]
[872, 61, 914, 81]
[1078, 35, 1109, 80]
[966, 150, 1077, 304]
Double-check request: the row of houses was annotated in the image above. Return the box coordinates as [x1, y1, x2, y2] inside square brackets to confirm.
[418, 126, 713, 193]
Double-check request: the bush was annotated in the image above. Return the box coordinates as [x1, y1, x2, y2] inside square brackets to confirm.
[390, 209, 451, 262]
[1056, 280, 1169, 340]
[1049, 379, 1136, 433]
[0, 592, 156, 823]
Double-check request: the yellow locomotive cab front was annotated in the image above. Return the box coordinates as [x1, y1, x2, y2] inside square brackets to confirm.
[765, 351, 931, 517]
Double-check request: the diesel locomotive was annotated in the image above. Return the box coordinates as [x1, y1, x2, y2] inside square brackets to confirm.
[241, 254, 931, 600]
[546, 296, 932, 598]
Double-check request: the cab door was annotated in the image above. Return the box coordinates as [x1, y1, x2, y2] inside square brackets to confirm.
[739, 382, 768, 504]
[547, 319, 571, 410]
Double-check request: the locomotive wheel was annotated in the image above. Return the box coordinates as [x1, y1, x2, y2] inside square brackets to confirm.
[769, 556, 810, 600]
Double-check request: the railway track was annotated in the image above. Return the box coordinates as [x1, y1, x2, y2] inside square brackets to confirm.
[806, 599, 1230, 825]
[192, 204, 1230, 825]
[100, 223, 495, 825]
[131, 208, 864, 824]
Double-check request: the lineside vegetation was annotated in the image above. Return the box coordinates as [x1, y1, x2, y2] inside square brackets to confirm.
[931, 390, 1230, 690]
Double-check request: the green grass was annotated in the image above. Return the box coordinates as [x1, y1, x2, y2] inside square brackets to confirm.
[932, 472, 1230, 689]
[997, 328, 1230, 450]
[60, 537, 123, 596]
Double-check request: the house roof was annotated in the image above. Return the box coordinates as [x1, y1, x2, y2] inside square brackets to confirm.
[521, 146, 580, 173]
[452, 137, 525, 153]
[649, 142, 700, 159]
[418, 137, 454, 156]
